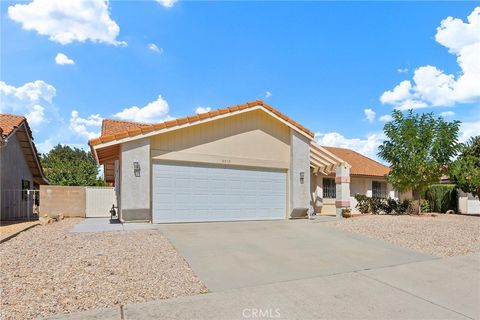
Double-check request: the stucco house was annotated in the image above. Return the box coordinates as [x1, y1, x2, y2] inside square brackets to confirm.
[89, 100, 394, 223]
[0, 114, 48, 220]
[311, 146, 395, 215]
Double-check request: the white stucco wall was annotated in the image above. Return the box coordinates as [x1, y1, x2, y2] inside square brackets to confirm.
[120, 138, 151, 221]
[311, 174, 397, 214]
[290, 130, 311, 216]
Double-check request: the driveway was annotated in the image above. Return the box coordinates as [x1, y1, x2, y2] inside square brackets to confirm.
[157, 220, 433, 291]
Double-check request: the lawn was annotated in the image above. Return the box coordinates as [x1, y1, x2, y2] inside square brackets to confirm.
[323, 214, 480, 257]
[0, 219, 207, 320]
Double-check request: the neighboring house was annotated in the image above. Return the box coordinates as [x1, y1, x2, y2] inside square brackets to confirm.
[0, 114, 48, 220]
[89, 100, 394, 223]
[311, 146, 395, 214]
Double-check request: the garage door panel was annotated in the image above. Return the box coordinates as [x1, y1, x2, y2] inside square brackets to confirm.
[152, 162, 286, 223]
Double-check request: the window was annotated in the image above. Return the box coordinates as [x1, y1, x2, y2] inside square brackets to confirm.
[323, 178, 336, 198]
[21, 179, 31, 201]
[372, 181, 387, 198]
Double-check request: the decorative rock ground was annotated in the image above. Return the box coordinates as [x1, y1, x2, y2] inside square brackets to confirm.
[0, 219, 207, 320]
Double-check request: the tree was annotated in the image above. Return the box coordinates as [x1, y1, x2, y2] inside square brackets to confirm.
[41, 144, 106, 186]
[378, 110, 461, 213]
[450, 136, 480, 198]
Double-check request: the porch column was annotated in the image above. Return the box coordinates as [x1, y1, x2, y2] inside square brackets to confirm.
[335, 163, 351, 218]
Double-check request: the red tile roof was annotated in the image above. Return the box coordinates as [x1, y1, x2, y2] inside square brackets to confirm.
[323, 146, 390, 178]
[101, 118, 151, 136]
[0, 114, 26, 138]
[89, 100, 315, 146]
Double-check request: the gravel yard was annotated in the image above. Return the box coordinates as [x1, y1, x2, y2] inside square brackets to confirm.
[0, 220, 38, 236]
[0, 219, 207, 320]
[323, 214, 480, 257]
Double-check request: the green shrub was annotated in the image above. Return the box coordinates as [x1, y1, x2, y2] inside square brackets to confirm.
[425, 184, 457, 213]
[354, 194, 371, 213]
[382, 198, 398, 214]
[355, 194, 412, 215]
[420, 199, 431, 212]
[370, 197, 384, 215]
[397, 199, 412, 214]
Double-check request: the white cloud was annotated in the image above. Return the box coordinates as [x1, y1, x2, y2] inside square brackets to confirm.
[459, 120, 480, 142]
[381, 7, 480, 109]
[195, 106, 211, 114]
[55, 53, 75, 65]
[380, 80, 413, 104]
[26, 105, 46, 127]
[156, 0, 177, 8]
[316, 131, 385, 161]
[148, 43, 163, 54]
[397, 67, 409, 73]
[8, 0, 126, 46]
[264, 91, 272, 99]
[0, 80, 56, 128]
[363, 108, 376, 123]
[378, 114, 393, 122]
[69, 110, 102, 140]
[114, 95, 172, 123]
[440, 111, 455, 118]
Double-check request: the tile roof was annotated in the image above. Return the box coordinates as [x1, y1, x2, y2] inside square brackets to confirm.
[323, 146, 390, 178]
[0, 114, 26, 138]
[101, 118, 151, 136]
[89, 100, 315, 146]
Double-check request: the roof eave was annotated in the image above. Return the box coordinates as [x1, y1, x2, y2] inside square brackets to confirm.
[89, 104, 315, 152]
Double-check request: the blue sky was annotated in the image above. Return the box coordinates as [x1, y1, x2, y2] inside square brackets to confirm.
[1, 1, 479, 160]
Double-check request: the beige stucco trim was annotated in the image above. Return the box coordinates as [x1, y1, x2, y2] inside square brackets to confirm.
[92, 105, 313, 151]
[152, 150, 289, 169]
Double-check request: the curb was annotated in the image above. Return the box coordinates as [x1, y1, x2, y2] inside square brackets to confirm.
[0, 222, 40, 244]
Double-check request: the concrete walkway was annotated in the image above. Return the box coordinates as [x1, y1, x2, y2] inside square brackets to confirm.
[157, 220, 433, 291]
[69, 218, 157, 233]
[50, 254, 480, 320]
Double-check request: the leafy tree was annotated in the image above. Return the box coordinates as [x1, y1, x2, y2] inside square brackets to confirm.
[41, 144, 106, 186]
[450, 136, 480, 198]
[378, 110, 461, 213]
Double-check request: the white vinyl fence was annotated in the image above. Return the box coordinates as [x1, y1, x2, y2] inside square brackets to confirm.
[85, 186, 116, 218]
[458, 190, 480, 215]
[1, 189, 39, 220]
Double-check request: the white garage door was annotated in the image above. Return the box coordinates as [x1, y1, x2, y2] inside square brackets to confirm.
[152, 162, 287, 223]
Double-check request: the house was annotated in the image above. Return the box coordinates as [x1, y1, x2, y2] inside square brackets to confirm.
[311, 146, 395, 214]
[0, 114, 48, 220]
[89, 100, 393, 223]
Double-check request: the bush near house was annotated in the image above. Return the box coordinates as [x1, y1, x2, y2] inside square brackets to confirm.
[425, 184, 457, 213]
[354, 194, 412, 215]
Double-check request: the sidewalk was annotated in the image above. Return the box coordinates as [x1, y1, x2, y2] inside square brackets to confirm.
[48, 254, 479, 320]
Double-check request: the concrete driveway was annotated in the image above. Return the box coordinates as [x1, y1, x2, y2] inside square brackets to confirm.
[52, 221, 480, 320]
[157, 220, 433, 291]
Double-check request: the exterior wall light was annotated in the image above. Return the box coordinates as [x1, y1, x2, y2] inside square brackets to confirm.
[300, 171, 305, 184]
[133, 161, 141, 177]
